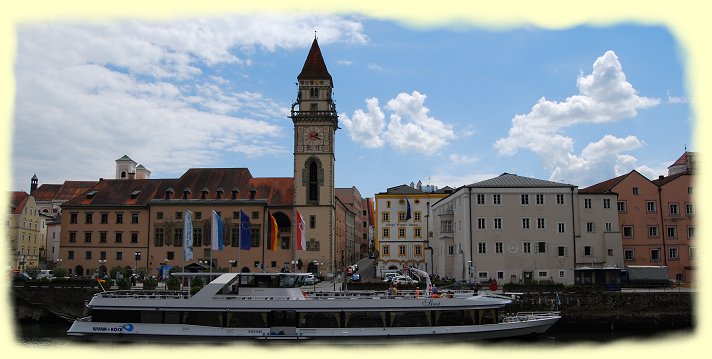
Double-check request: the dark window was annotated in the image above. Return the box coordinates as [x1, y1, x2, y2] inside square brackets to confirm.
[116, 213, 123, 224]
[70, 213, 78, 224]
[84, 232, 92, 243]
[100, 232, 107, 243]
[101, 213, 109, 224]
[310, 215, 316, 229]
[115, 232, 123, 243]
[85, 213, 93, 224]
[131, 232, 138, 243]
[116, 252, 123, 260]
[131, 213, 139, 224]
[309, 162, 318, 202]
[156, 212, 163, 220]
[68, 251, 74, 260]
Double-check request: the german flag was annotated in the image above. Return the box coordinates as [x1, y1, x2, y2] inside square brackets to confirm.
[268, 211, 278, 252]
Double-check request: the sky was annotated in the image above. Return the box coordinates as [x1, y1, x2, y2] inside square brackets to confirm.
[10, 14, 692, 199]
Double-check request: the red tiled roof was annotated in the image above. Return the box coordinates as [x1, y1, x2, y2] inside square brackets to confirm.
[10, 191, 29, 214]
[669, 151, 693, 168]
[31, 184, 63, 201]
[248, 177, 294, 206]
[297, 38, 332, 81]
[652, 169, 692, 187]
[58, 168, 294, 207]
[579, 173, 629, 194]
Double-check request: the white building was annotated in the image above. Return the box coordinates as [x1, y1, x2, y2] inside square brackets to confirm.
[431, 173, 623, 286]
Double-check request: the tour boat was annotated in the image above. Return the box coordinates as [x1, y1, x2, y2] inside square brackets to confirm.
[67, 268, 560, 341]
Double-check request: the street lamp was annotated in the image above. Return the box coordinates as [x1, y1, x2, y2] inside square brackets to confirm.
[134, 251, 141, 271]
[229, 260, 237, 273]
[54, 258, 62, 268]
[467, 260, 473, 284]
[290, 260, 298, 272]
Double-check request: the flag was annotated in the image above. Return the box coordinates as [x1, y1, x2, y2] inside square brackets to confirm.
[268, 211, 278, 252]
[183, 210, 193, 260]
[211, 210, 224, 251]
[405, 196, 412, 221]
[296, 210, 306, 251]
[239, 210, 251, 250]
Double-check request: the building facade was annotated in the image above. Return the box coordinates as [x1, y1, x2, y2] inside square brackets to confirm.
[431, 173, 622, 286]
[53, 39, 346, 279]
[582, 152, 695, 285]
[7, 191, 47, 271]
[374, 183, 451, 278]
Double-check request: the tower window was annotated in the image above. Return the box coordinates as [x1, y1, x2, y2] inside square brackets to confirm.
[309, 161, 318, 202]
[309, 88, 319, 98]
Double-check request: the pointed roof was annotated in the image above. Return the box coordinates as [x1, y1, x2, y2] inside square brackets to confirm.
[116, 154, 134, 162]
[10, 191, 30, 214]
[467, 173, 575, 188]
[669, 151, 693, 168]
[297, 38, 332, 82]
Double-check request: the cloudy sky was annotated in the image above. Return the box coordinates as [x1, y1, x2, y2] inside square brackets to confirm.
[10, 13, 691, 198]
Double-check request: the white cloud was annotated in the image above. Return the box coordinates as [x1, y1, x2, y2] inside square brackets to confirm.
[666, 91, 687, 104]
[337, 60, 353, 65]
[340, 98, 386, 148]
[341, 91, 456, 154]
[368, 63, 384, 71]
[12, 14, 367, 189]
[448, 154, 478, 164]
[494, 50, 660, 185]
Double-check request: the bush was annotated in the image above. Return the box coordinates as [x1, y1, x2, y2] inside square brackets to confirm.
[166, 277, 181, 290]
[53, 267, 69, 278]
[117, 277, 132, 290]
[143, 277, 158, 290]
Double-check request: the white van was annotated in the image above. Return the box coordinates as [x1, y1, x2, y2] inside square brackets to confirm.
[36, 269, 55, 280]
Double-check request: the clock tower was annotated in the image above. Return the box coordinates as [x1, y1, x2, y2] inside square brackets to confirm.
[291, 37, 338, 275]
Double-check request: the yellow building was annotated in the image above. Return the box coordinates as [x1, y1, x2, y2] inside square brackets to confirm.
[7, 191, 48, 271]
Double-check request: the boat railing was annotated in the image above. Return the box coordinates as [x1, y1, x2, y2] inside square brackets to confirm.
[502, 311, 561, 322]
[95, 290, 190, 299]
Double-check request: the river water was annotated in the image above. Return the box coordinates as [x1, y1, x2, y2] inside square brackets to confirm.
[12, 320, 693, 347]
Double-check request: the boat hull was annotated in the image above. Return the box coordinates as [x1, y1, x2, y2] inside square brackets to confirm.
[67, 315, 560, 342]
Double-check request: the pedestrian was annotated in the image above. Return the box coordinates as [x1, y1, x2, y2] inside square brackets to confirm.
[426, 283, 433, 297]
[415, 286, 421, 298]
[393, 284, 398, 297]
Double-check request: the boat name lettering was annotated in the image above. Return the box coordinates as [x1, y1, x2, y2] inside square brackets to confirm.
[421, 299, 441, 307]
[91, 324, 134, 333]
[248, 329, 263, 334]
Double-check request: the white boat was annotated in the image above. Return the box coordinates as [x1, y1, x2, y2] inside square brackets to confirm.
[67, 268, 560, 341]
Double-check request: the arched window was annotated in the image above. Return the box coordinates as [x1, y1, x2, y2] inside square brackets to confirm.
[121, 171, 127, 178]
[309, 162, 318, 202]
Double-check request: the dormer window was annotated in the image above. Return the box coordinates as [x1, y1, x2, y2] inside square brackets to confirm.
[216, 187, 224, 199]
[249, 187, 257, 200]
[183, 188, 191, 199]
[231, 187, 239, 200]
[164, 187, 174, 200]
[201, 187, 209, 199]
[130, 190, 140, 199]
[86, 190, 97, 199]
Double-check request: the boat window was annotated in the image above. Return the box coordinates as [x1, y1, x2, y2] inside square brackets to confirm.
[184, 311, 223, 327]
[434, 310, 475, 326]
[226, 312, 267, 328]
[390, 311, 431, 327]
[269, 311, 297, 327]
[140, 311, 163, 324]
[299, 312, 341, 328]
[344, 311, 385, 328]
[164, 311, 181, 324]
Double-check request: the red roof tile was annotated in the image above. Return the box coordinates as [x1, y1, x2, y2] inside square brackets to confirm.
[10, 191, 29, 214]
[297, 38, 332, 81]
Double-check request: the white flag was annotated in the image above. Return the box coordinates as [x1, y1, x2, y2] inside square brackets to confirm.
[184, 210, 193, 260]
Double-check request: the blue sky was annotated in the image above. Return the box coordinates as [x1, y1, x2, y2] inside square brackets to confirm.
[11, 15, 691, 198]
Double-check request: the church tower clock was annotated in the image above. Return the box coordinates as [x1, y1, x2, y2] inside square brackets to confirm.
[291, 37, 338, 275]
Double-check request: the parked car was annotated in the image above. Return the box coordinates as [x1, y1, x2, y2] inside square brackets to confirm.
[351, 273, 361, 282]
[304, 274, 318, 285]
[392, 275, 417, 285]
[382, 273, 397, 282]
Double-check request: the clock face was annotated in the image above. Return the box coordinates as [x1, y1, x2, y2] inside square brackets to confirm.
[298, 126, 330, 152]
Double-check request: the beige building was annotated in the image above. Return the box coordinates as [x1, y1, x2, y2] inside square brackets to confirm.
[432, 173, 622, 286]
[375, 183, 451, 277]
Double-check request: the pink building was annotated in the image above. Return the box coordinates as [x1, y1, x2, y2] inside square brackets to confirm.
[582, 152, 696, 285]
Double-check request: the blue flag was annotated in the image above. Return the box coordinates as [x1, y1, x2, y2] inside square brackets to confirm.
[239, 210, 251, 250]
[211, 210, 224, 251]
[405, 196, 412, 221]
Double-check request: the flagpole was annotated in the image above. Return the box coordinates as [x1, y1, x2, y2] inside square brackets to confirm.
[262, 208, 267, 272]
